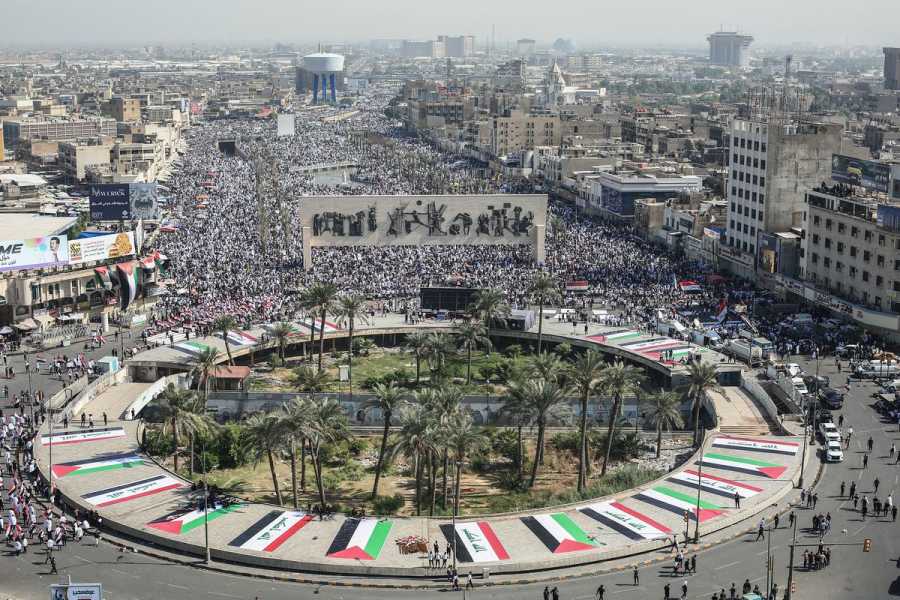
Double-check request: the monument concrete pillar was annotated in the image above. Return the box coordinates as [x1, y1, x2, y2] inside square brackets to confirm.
[302, 226, 313, 272]
[533, 223, 546, 264]
[101, 310, 110, 334]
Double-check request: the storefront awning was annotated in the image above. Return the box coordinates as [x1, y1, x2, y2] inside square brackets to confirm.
[14, 318, 39, 331]
[34, 314, 56, 329]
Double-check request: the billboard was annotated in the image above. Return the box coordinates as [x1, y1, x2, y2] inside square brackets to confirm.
[277, 113, 295, 137]
[876, 204, 900, 233]
[68, 232, 136, 265]
[831, 154, 890, 193]
[757, 232, 778, 274]
[90, 183, 161, 221]
[0, 235, 69, 272]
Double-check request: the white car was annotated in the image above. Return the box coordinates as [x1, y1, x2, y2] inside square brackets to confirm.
[819, 422, 840, 443]
[824, 441, 844, 462]
[791, 377, 809, 396]
[787, 363, 803, 377]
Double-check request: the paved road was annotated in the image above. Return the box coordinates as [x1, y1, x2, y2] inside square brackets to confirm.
[4, 347, 899, 599]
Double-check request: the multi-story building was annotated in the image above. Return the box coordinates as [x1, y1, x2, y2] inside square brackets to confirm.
[438, 35, 474, 58]
[516, 39, 536, 56]
[58, 141, 112, 182]
[490, 110, 560, 157]
[405, 97, 475, 133]
[402, 40, 445, 59]
[2, 117, 117, 151]
[585, 167, 703, 221]
[884, 47, 900, 91]
[724, 118, 841, 267]
[495, 60, 526, 91]
[109, 96, 141, 122]
[707, 31, 754, 67]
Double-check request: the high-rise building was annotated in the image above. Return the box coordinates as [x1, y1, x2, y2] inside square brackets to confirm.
[109, 96, 141, 122]
[516, 38, 536, 56]
[2, 117, 117, 151]
[402, 40, 445, 59]
[707, 31, 754, 67]
[724, 118, 841, 265]
[438, 35, 474, 58]
[884, 47, 900, 90]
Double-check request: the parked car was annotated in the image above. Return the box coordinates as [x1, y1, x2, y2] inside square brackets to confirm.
[791, 377, 810, 397]
[786, 363, 803, 377]
[882, 379, 900, 393]
[819, 388, 844, 409]
[836, 344, 861, 358]
[824, 440, 844, 462]
[819, 421, 841, 443]
[854, 362, 900, 380]
[804, 374, 830, 393]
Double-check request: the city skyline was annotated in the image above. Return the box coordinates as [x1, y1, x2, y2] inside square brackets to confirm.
[3, 0, 899, 47]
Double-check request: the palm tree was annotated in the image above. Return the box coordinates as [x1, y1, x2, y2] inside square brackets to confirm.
[292, 365, 331, 394]
[529, 271, 560, 354]
[684, 361, 720, 447]
[509, 377, 570, 488]
[529, 351, 567, 384]
[469, 288, 510, 330]
[364, 383, 406, 499]
[193, 346, 221, 400]
[597, 361, 645, 477]
[500, 384, 534, 483]
[455, 321, 492, 384]
[244, 411, 286, 506]
[570, 349, 605, 492]
[212, 315, 238, 366]
[271, 321, 298, 362]
[157, 384, 214, 476]
[404, 331, 431, 386]
[389, 404, 434, 516]
[447, 411, 487, 516]
[281, 397, 312, 508]
[423, 332, 454, 378]
[300, 283, 338, 372]
[645, 390, 684, 458]
[304, 398, 349, 506]
[334, 294, 370, 401]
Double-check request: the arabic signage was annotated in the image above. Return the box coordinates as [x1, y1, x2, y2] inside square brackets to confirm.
[68, 232, 136, 264]
[50, 584, 102, 600]
[299, 194, 547, 248]
[90, 183, 160, 221]
[831, 154, 890, 193]
[0, 235, 69, 272]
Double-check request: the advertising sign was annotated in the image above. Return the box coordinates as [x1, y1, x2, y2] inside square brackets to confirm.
[50, 583, 102, 600]
[757, 232, 778, 274]
[877, 204, 900, 233]
[68, 232, 136, 265]
[0, 235, 69, 272]
[831, 154, 890, 193]
[89, 183, 160, 221]
[89, 184, 130, 220]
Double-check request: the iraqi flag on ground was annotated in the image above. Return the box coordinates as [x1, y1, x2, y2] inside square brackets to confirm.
[579, 501, 671, 541]
[52, 452, 146, 478]
[82, 475, 183, 507]
[116, 262, 139, 310]
[326, 518, 393, 560]
[148, 503, 243, 535]
[440, 522, 509, 563]
[174, 340, 213, 357]
[228, 511, 312, 553]
[41, 426, 126, 446]
[712, 435, 800, 456]
[520, 513, 600, 553]
[634, 486, 726, 522]
[565, 279, 589, 292]
[226, 330, 258, 347]
[698, 453, 787, 479]
[667, 469, 763, 500]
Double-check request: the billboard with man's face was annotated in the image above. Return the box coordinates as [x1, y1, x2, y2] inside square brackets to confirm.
[0, 235, 69, 272]
[89, 183, 160, 221]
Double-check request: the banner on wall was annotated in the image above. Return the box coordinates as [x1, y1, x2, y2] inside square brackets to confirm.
[0, 235, 69, 272]
[68, 232, 135, 265]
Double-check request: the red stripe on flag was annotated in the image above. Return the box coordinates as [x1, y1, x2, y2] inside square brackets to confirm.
[682, 469, 763, 492]
[51, 464, 80, 477]
[96, 483, 183, 507]
[758, 466, 787, 479]
[717, 435, 799, 447]
[44, 433, 124, 446]
[610, 502, 672, 533]
[477, 522, 509, 560]
[263, 515, 312, 552]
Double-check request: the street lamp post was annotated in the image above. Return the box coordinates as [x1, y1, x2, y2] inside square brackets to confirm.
[798, 394, 808, 489]
[693, 429, 705, 543]
[202, 439, 211, 564]
[785, 514, 798, 600]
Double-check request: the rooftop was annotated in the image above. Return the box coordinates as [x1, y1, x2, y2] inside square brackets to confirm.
[0, 213, 78, 240]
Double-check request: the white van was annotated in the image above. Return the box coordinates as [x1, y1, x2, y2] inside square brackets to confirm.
[855, 362, 900, 380]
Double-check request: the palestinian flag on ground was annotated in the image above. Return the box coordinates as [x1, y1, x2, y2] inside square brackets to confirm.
[41, 426, 126, 446]
[226, 330, 257, 347]
[440, 522, 509, 563]
[326, 518, 393, 560]
[174, 340, 213, 357]
[82, 475, 183, 507]
[148, 503, 243, 535]
[520, 513, 600, 553]
[712, 435, 800, 456]
[668, 469, 763, 500]
[116, 262, 139, 310]
[587, 330, 642, 344]
[619, 338, 674, 351]
[579, 501, 671, 541]
[698, 453, 787, 479]
[52, 452, 146, 478]
[634, 486, 726, 522]
[228, 511, 312, 552]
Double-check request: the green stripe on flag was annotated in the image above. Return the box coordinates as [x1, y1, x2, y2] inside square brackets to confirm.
[363, 520, 392, 559]
[706, 452, 776, 467]
[655, 486, 721, 509]
[551, 513, 595, 545]
[181, 504, 242, 534]
[73, 461, 143, 477]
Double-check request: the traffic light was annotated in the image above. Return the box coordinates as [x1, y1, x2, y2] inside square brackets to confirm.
[863, 538, 872, 552]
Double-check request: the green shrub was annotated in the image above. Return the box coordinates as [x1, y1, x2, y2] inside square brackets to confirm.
[550, 431, 580, 454]
[347, 437, 368, 456]
[489, 428, 519, 461]
[215, 422, 250, 469]
[142, 427, 174, 457]
[371, 493, 405, 515]
[504, 344, 523, 358]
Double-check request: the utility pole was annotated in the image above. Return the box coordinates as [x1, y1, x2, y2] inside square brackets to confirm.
[764, 523, 774, 600]
[786, 514, 797, 600]
[203, 439, 211, 563]
[693, 429, 705, 543]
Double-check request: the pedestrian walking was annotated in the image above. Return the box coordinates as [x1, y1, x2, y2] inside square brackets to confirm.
[543, 586, 551, 600]
[874, 477, 880, 494]
[663, 583, 670, 600]
[788, 511, 795, 528]
[734, 491, 740, 509]
[633, 566, 639, 586]
[756, 519, 765, 541]
[596, 584, 605, 600]
[892, 506, 897, 522]
[551, 586, 559, 600]
[838, 414, 844, 428]
[774, 513, 780, 530]
[850, 481, 857, 498]
[840, 481, 846, 497]
[863, 453, 869, 469]
[690, 555, 696, 574]
[466, 573, 474, 590]
[891, 443, 896, 460]
[681, 580, 688, 599]
[868, 436, 874, 453]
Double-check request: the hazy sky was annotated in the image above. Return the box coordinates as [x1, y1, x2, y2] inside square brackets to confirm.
[5, 0, 899, 47]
